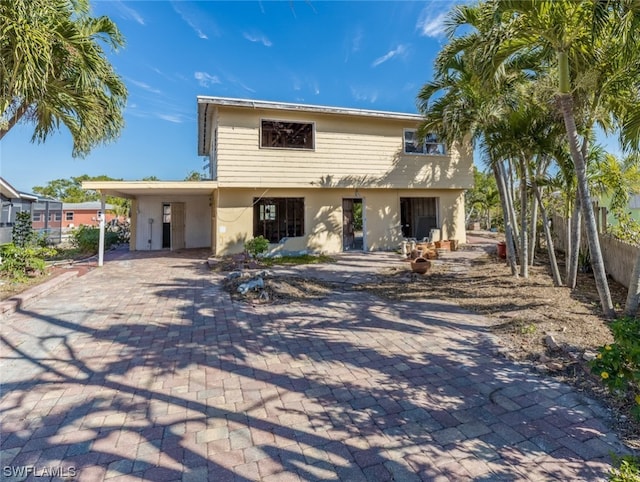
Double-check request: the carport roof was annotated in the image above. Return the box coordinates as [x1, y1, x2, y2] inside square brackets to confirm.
[82, 181, 218, 199]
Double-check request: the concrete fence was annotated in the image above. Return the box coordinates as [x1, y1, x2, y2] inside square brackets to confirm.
[551, 214, 638, 288]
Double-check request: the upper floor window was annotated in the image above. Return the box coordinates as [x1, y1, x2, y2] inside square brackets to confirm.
[261, 120, 314, 150]
[404, 129, 446, 155]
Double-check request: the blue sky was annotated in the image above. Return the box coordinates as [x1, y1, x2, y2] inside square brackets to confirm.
[1, 0, 457, 193]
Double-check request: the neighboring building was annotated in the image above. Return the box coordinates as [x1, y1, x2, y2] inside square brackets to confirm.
[61, 202, 117, 228]
[84, 96, 474, 255]
[0, 178, 37, 244]
[30, 197, 63, 244]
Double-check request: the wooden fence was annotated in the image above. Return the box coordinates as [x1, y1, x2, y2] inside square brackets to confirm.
[551, 214, 638, 288]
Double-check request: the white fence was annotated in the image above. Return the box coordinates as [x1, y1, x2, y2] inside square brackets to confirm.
[552, 214, 638, 288]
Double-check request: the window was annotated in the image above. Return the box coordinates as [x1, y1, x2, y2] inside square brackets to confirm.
[261, 120, 314, 150]
[65, 212, 74, 221]
[254, 198, 304, 243]
[404, 129, 446, 155]
[33, 213, 42, 222]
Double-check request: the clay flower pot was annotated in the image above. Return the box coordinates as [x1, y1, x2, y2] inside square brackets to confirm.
[435, 240, 451, 250]
[410, 257, 431, 275]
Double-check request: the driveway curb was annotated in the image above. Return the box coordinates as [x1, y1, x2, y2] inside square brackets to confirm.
[0, 270, 79, 316]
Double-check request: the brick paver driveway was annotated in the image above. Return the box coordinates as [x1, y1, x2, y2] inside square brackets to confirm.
[0, 249, 632, 481]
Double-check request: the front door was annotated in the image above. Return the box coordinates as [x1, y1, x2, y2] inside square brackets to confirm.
[342, 198, 363, 251]
[171, 202, 186, 250]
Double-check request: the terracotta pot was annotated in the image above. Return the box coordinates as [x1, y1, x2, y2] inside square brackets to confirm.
[449, 239, 459, 251]
[410, 257, 431, 275]
[435, 240, 451, 250]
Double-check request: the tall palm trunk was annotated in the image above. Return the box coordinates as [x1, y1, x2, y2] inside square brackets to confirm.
[567, 196, 581, 289]
[557, 93, 614, 317]
[624, 253, 640, 316]
[533, 182, 562, 286]
[519, 158, 529, 278]
[493, 162, 518, 275]
[529, 192, 538, 266]
[0, 102, 29, 140]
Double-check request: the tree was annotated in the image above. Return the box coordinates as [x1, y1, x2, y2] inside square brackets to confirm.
[0, 0, 127, 157]
[184, 171, 203, 181]
[474, 0, 640, 317]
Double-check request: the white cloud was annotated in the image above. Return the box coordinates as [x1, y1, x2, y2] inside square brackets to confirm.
[195, 72, 221, 88]
[371, 44, 409, 67]
[351, 87, 379, 104]
[127, 78, 161, 94]
[113, 1, 144, 25]
[172, 1, 209, 39]
[416, 5, 449, 38]
[243, 32, 273, 47]
[157, 113, 184, 123]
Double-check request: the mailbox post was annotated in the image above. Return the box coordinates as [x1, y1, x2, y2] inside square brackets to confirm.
[97, 210, 105, 267]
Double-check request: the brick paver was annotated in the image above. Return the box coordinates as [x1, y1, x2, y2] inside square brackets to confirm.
[0, 247, 633, 481]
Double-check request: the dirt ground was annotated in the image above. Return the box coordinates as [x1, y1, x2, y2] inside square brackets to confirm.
[222, 247, 640, 449]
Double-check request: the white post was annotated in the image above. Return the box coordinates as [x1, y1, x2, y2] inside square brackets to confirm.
[98, 196, 106, 267]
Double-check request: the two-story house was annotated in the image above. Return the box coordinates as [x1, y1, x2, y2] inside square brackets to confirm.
[84, 96, 473, 256]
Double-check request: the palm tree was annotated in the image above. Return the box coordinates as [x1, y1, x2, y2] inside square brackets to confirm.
[0, 0, 127, 157]
[481, 0, 640, 318]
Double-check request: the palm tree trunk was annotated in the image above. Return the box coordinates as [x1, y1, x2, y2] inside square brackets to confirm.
[557, 92, 615, 318]
[624, 252, 640, 317]
[0, 102, 29, 140]
[493, 162, 518, 276]
[529, 191, 538, 266]
[534, 183, 562, 286]
[567, 196, 581, 289]
[506, 160, 520, 245]
[519, 158, 529, 278]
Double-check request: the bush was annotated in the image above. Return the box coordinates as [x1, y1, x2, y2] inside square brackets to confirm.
[244, 236, 269, 258]
[12, 211, 35, 248]
[0, 243, 57, 279]
[590, 316, 640, 420]
[71, 225, 120, 254]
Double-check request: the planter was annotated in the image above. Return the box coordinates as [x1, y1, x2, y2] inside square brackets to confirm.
[410, 257, 431, 275]
[449, 239, 459, 251]
[497, 241, 507, 259]
[435, 240, 451, 250]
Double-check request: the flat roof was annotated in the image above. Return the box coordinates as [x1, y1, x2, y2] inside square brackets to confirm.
[82, 181, 219, 199]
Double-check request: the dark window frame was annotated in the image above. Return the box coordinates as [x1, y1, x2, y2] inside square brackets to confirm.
[65, 212, 74, 221]
[253, 197, 305, 243]
[260, 119, 315, 150]
[403, 129, 446, 155]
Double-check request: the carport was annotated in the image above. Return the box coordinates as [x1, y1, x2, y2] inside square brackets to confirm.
[82, 180, 218, 264]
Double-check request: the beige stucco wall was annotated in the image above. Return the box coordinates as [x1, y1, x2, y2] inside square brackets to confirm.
[212, 107, 474, 190]
[134, 195, 211, 251]
[214, 187, 467, 256]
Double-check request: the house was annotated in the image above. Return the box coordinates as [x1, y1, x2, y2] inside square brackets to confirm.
[83, 96, 473, 256]
[0, 178, 38, 244]
[61, 202, 118, 228]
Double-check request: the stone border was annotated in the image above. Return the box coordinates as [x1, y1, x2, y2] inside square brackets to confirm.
[0, 271, 79, 316]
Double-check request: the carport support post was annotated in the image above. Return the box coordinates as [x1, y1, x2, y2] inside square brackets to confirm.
[98, 196, 106, 267]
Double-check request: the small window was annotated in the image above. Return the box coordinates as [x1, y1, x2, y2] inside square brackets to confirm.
[261, 120, 314, 150]
[404, 129, 446, 155]
[33, 213, 42, 222]
[254, 198, 304, 243]
[54, 212, 62, 221]
[65, 212, 74, 221]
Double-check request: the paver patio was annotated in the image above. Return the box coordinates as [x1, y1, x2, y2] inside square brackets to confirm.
[0, 246, 633, 481]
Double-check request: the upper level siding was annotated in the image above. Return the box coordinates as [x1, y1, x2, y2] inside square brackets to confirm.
[210, 106, 473, 190]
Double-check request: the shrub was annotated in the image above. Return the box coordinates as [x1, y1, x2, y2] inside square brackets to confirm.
[244, 236, 269, 258]
[0, 243, 57, 279]
[71, 225, 120, 254]
[12, 211, 35, 248]
[590, 316, 640, 420]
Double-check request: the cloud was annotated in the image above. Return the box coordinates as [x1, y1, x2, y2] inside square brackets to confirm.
[350, 87, 379, 104]
[172, 1, 210, 39]
[371, 44, 409, 67]
[113, 1, 145, 25]
[195, 72, 221, 88]
[127, 78, 162, 94]
[416, 3, 450, 38]
[243, 32, 273, 47]
[157, 113, 185, 123]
